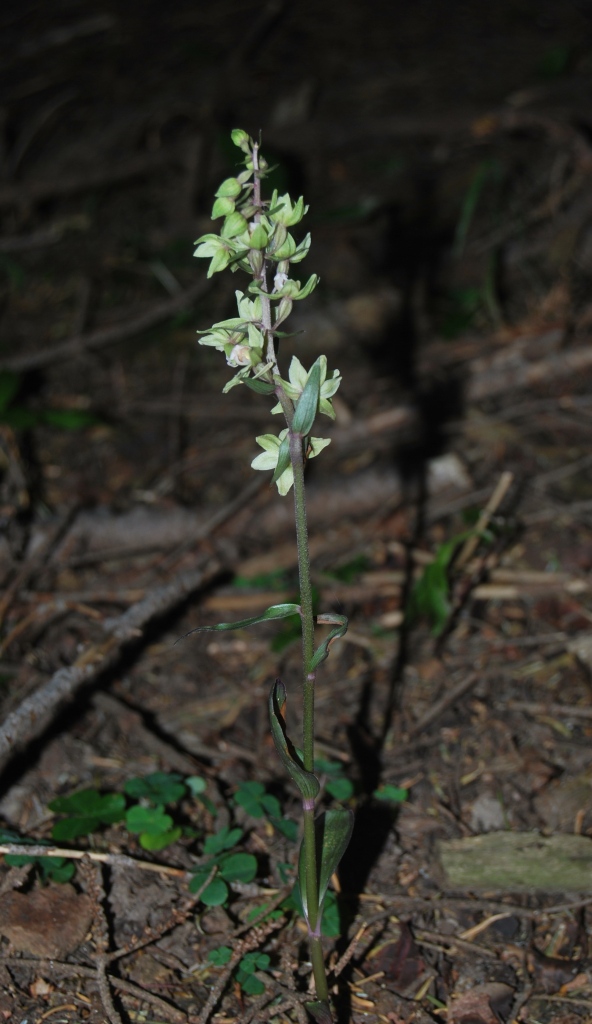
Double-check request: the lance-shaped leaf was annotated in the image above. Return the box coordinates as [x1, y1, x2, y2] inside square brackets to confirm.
[243, 377, 275, 395]
[179, 603, 300, 640]
[271, 432, 291, 486]
[305, 1000, 334, 1024]
[269, 680, 319, 801]
[298, 809, 353, 924]
[310, 613, 348, 670]
[291, 357, 322, 436]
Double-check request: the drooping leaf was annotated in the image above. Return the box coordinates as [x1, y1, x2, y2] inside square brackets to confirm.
[179, 603, 300, 641]
[269, 680, 319, 801]
[298, 809, 353, 924]
[310, 613, 348, 670]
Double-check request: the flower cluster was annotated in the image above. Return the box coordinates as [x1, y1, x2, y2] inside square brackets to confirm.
[193, 129, 341, 493]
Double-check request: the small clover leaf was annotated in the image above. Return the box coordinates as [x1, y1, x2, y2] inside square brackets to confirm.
[208, 945, 233, 966]
[48, 789, 126, 841]
[124, 772, 186, 805]
[373, 784, 408, 803]
[203, 825, 243, 856]
[125, 805, 174, 835]
[218, 851, 257, 884]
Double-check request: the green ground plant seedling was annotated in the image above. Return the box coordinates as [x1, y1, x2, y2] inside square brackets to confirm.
[233, 780, 299, 841]
[47, 772, 207, 851]
[192, 129, 353, 1022]
[208, 945, 272, 996]
[0, 829, 75, 883]
[7, 768, 303, 920]
[189, 824, 257, 906]
[407, 528, 491, 636]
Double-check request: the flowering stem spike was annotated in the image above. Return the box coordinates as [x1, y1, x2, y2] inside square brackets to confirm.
[193, 130, 351, 1020]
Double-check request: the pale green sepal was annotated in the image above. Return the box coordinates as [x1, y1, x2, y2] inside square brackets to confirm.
[298, 809, 353, 923]
[310, 613, 348, 670]
[271, 233, 297, 261]
[180, 604, 301, 640]
[269, 680, 320, 802]
[222, 368, 250, 392]
[289, 232, 312, 263]
[249, 223, 268, 250]
[193, 233, 223, 256]
[294, 273, 319, 300]
[251, 430, 294, 495]
[207, 249, 231, 277]
[292, 357, 322, 436]
[308, 437, 331, 458]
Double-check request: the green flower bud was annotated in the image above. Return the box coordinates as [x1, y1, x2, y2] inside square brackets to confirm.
[249, 223, 268, 250]
[211, 196, 235, 219]
[221, 212, 249, 239]
[215, 177, 242, 198]
[231, 128, 251, 152]
[249, 249, 264, 276]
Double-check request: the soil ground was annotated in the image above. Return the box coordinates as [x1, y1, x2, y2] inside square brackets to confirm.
[3, 2, 592, 1022]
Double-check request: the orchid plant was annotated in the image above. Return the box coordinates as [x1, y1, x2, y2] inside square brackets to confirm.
[193, 129, 352, 1023]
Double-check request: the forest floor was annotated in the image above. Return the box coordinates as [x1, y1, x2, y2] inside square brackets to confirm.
[3, 2, 592, 1022]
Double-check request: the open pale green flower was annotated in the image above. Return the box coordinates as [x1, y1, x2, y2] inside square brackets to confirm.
[252, 429, 331, 495]
[271, 355, 341, 419]
[269, 190, 308, 227]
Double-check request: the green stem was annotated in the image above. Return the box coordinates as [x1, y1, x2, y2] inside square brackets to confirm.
[289, 431, 315, 771]
[290, 428, 329, 1006]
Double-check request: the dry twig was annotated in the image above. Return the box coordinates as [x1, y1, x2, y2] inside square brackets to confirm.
[0, 558, 220, 775]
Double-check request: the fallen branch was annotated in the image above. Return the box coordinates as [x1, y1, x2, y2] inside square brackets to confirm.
[0, 558, 220, 777]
